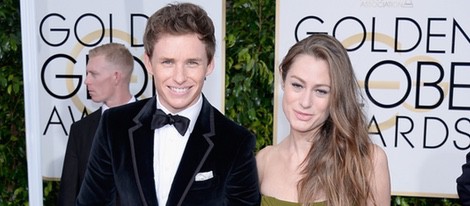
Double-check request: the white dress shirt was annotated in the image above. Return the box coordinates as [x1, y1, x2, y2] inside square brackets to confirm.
[154, 95, 202, 205]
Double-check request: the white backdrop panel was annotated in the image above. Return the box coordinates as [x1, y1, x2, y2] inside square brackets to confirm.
[276, 0, 470, 197]
[23, 0, 225, 180]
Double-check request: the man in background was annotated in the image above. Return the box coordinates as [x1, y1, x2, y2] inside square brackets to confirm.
[58, 43, 135, 206]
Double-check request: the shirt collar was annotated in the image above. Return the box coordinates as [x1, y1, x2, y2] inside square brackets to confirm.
[102, 96, 136, 113]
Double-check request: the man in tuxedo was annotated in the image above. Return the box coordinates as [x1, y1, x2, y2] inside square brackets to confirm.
[76, 2, 260, 206]
[58, 43, 135, 206]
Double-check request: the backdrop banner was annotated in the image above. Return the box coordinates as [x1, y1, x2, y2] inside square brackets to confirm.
[275, 0, 469, 197]
[22, 0, 225, 181]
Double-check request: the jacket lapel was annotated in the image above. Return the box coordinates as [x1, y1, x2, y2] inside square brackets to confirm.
[129, 98, 158, 205]
[166, 97, 216, 206]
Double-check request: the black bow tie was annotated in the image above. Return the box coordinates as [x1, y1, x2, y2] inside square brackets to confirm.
[151, 109, 190, 136]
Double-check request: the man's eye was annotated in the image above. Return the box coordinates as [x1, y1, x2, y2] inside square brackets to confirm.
[188, 61, 199, 66]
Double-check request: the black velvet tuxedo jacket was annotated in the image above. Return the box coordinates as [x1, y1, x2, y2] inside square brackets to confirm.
[77, 96, 260, 206]
[58, 108, 101, 206]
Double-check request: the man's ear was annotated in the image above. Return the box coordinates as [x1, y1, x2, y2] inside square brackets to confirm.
[113, 71, 121, 84]
[205, 59, 215, 77]
[143, 53, 154, 75]
[279, 68, 285, 90]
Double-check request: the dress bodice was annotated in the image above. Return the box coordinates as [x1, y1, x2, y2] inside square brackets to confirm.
[261, 195, 326, 206]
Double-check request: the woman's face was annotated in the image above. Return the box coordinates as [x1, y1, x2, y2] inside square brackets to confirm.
[282, 54, 331, 134]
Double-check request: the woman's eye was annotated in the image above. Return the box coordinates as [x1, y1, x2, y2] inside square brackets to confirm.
[292, 83, 302, 88]
[316, 89, 329, 96]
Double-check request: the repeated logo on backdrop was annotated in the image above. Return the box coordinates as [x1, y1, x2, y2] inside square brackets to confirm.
[38, 12, 152, 137]
[276, 0, 470, 196]
[291, 6, 470, 150]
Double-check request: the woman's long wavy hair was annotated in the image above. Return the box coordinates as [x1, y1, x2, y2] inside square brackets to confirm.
[279, 34, 375, 206]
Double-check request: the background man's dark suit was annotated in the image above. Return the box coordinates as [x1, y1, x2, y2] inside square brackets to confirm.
[77, 96, 260, 205]
[58, 108, 101, 206]
[457, 152, 470, 205]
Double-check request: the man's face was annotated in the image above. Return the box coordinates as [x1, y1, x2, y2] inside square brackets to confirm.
[144, 33, 214, 113]
[85, 55, 117, 104]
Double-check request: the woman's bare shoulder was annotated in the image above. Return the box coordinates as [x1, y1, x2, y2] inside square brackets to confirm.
[256, 145, 276, 182]
[371, 144, 388, 163]
[369, 144, 391, 205]
[256, 145, 276, 163]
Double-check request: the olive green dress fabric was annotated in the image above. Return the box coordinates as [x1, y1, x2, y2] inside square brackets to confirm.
[261, 195, 326, 206]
